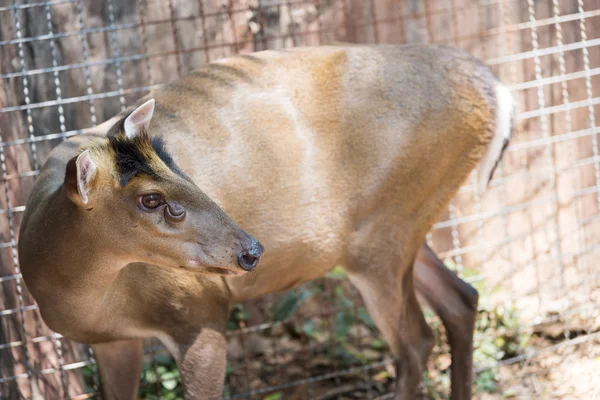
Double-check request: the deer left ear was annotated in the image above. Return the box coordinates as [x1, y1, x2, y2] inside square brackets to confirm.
[124, 98, 155, 139]
[65, 149, 97, 206]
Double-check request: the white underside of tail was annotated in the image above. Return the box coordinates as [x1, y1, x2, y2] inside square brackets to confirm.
[478, 83, 515, 193]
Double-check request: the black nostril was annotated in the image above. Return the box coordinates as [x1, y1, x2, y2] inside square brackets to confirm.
[237, 251, 259, 271]
[237, 240, 264, 271]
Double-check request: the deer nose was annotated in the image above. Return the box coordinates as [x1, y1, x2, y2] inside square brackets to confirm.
[237, 239, 264, 271]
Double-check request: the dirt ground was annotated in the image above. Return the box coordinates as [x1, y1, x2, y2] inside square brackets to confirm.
[136, 277, 600, 400]
[219, 279, 600, 400]
[483, 338, 600, 400]
[222, 332, 600, 400]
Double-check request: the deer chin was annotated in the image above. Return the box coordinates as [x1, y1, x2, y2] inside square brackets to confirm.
[204, 266, 248, 276]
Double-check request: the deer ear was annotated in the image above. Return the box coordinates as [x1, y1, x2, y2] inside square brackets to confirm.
[124, 98, 155, 139]
[65, 150, 97, 206]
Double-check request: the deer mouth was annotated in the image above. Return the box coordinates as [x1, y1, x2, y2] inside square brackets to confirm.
[181, 259, 248, 276]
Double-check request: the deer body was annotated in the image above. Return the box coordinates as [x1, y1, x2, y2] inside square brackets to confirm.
[19, 44, 513, 399]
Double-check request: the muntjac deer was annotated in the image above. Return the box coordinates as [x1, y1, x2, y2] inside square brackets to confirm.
[18, 44, 514, 399]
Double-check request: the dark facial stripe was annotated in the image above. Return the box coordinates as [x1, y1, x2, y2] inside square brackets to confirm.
[104, 105, 190, 186]
[149, 136, 191, 182]
[109, 131, 160, 186]
[107, 126, 186, 186]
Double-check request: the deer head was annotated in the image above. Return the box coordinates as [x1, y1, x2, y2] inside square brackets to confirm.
[64, 99, 264, 275]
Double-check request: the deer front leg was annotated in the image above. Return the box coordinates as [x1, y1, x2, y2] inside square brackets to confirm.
[414, 243, 479, 400]
[174, 327, 228, 399]
[157, 288, 230, 399]
[91, 339, 144, 400]
[101, 264, 232, 399]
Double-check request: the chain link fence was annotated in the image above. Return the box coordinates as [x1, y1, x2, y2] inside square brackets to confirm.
[1, 0, 600, 398]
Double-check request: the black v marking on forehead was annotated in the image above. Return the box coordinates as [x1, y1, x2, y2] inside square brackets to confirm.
[107, 115, 187, 186]
[109, 131, 157, 186]
[149, 136, 190, 181]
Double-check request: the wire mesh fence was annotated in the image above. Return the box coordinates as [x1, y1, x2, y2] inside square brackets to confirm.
[1, 0, 599, 398]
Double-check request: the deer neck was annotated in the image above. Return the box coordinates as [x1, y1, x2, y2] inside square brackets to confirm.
[21, 184, 129, 303]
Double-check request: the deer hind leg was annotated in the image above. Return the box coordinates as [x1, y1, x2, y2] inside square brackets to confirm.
[91, 339, 144, 400]
[414, 243, 479, 400]
[344, 238, 434, 400]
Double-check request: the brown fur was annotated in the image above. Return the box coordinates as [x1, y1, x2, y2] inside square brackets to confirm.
[19, 44, 509, 399]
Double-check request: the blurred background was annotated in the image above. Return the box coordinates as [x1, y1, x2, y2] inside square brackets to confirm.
[1, 0, 600, 398]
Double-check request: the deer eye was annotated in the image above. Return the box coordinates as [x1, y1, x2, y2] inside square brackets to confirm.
[139, 193, 164, 210]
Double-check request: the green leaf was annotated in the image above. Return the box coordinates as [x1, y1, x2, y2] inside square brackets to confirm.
[231, 304, 250, 321]
[144, 369, 158, 383]
[303, 319, 318, 338]
[227, 321, 238, 331]
[358, 307, 376, 329]
[163, 392, 177, 400]
[160, 369, 180, 391]
[325, 265, 347, 280]
[237, 308, 250, 321]
[475, 370, 498, 393]
[459, 266, 480, 279]
[227, 304, 251, 330]
[335, 311, 355, 340]
[82, 365, 97, 378]
[264, 392, 283, 400]
[494, 336, 506, 349]
[156, 366, 167, 375]
[161, 371, 175, 380]
[162, 378, 179, 391]
[272, 288, 313, 321]
[370, 338, 386, 350]
[334, 343, 358, 365]
[334, 287, 353, 310]
[443, 258, 458, 272]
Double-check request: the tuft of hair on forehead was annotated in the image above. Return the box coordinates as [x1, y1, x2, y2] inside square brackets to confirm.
[80, 123, 184, 187]
[109, 128, 162, 186]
